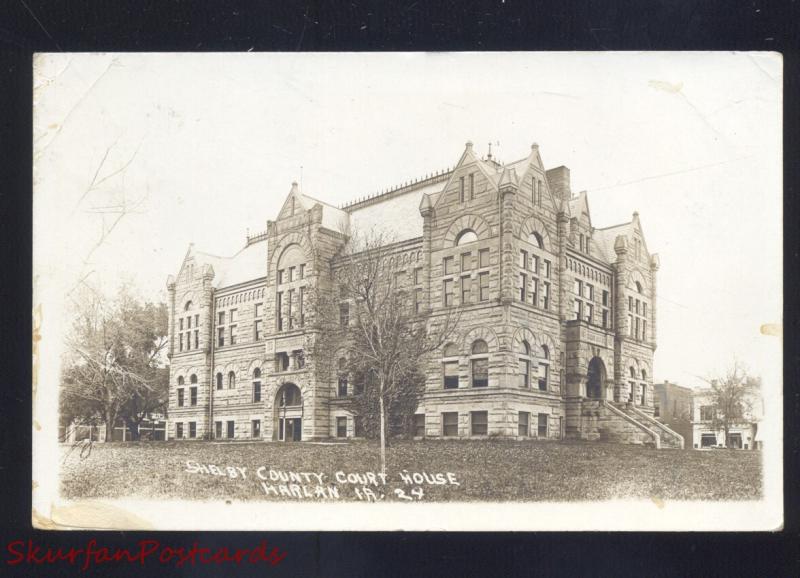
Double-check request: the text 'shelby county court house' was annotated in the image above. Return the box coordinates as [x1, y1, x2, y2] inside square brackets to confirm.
[166, 142, 684, 449]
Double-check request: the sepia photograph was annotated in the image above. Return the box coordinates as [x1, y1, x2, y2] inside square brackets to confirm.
[31, 52, 782, 531]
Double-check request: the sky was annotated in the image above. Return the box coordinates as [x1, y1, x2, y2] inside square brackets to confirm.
[32, 52, 782, 390]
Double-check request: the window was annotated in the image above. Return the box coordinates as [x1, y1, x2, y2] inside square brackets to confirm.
[177, 376, 185, 386]
[276, 352, 290, 372]
[542, 282, 550, 309]
[253, 368, 262, 403]
[537, 413, 548, 438]
[529, 232, 544, 250]
[189, 422, 196, 438]
[574, 279, 581, 294]
[443, 256, 454, 275]
[228, 371, 236, 389]
[544, 260, 551, 278]
[336, 416, 347, 438]
[179, 318, 184, 331]
[190, 374, 197, 384]
[519, 249, 528, 269]
[215, 421, 222, 439]
[216, 372, 223, 390]
[254, 319, 263, 341]
[471, 411, 488, 436]
[229, 324, 237, 345]
[518, 412, 530, 437]
[190, 386, 197, 406]
[414, 414, 426, 437]
[288, 266, 295, 282]
[460, 275, 471, 304]
[252, 420, 261, 438]
[194, 330, 199, 349]
[255, 303, 262, 318]
[414, 288, 423, 313]
[530, 254, 539, 275]
[414, 267, 423, 285]
[459, 176, 465, 203]
[584, 303, 593, 324]
[443, 279, 454, 307]
[519, 273, 527, 302]
[299, 263, 305, 279]
[287, 290, 294, 328]
[442, 412, 459, 437]
[218, 327, 225, 347]
[295, 350, 305, 369]
[469, 173, 475, 200]
[442, 343, 459, 389]
[276, 292, 283, 330]
[700, 405, 714, 421]
[479, 272, 490, 301]
[471, 340, 489, 387]
[584, 284, 593, 300]
[230, 309, 238, 323]
[479, 248, 490, 268]
[602, 290, 609, 306]
[179, 334, 183, 352]
[456, 229, 478, 246]
[339, 303, 349, 326]
[518, 341, 531, 388]
[573, 299, 582, 320]
[530, 278, 539, 307]
[337, 358, 348, 396]
[279, 384, 302, 407]
[194, 314, 199, 327]
[227, 421, 234, 439]
[177, 388, 184, 407]
[176, 423, 184, 439]
[538, 345, 550, 391]
[461, 252, 472, 271]
[187, 316, 192, 329]
[602, 309, 609, 328]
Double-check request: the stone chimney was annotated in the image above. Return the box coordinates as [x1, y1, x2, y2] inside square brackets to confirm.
[546, 166, 571, 205]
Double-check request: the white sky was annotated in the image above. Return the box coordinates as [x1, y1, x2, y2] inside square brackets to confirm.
[33, 52, 782, 390]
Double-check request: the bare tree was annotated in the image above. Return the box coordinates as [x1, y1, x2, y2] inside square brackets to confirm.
[309, 228, 459, 475]
[60, 284, 169, 442]
[705, 361, 761, 448]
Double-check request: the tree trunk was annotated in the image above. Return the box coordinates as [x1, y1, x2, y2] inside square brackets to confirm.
[379, 381, 387, 478]
[125, 417, 141, 441]
[104, 411, 116, 442]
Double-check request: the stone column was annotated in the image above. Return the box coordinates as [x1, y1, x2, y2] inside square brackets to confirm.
[613, 235, 629, 402]
[649, 254, 660, 349]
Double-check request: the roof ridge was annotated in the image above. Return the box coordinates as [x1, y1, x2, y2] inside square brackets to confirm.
[341, 168, 451, 211]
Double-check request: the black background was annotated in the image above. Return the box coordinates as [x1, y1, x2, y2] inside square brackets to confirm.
[2, 1, 799, 576]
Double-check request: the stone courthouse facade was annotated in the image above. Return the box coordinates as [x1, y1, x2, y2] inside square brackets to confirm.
[167, 142, 683, 448]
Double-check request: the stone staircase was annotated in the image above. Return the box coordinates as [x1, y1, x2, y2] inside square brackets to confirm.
[578, 400, 684, 449]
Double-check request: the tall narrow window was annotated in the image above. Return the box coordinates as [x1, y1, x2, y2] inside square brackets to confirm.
[461, 252, 472, 271]
[337, 358, 348, 397]
[518, 341, 531, 388]
[218, 327, 224, 347]
[194, 330, 199, 349]
[229, 324, 237, 345]
[228, 371, 236, 389]
[176, 423, 184, 439]
[252, 419, 261, 438]
[538, 345, 550, 391]
[442, 343, 459, 389]
[177, 388, 184, 407]
[459, 176, 465, 203]
[519, 273, 527, 302]
[443, 279, 454, 307]
[537, 413, 549, 438]
[479, 272, 490, 301]
[469, 173, 475, 199]
[471, 340, 489, 387]
[216, 372, 223, 390]
[190, 386, 197, 406]
[189, 422, 196, 438]
[443, 256, 454, 275]
[479, 248, 490, 268]
[336, 417, 348, 438]
[252, 368, 262, 403]
[460, 275, 471, 304]
[414, 414, 425, 437]
[542, 282, 550, 309]
[519, 412, 530, 437]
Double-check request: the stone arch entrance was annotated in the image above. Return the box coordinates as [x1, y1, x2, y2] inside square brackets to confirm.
[586, 357, 607, 399]
[274, 383, 303, 441]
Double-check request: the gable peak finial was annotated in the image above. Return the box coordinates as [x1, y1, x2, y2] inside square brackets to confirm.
[487, 142, 493, 160]
[531, 142, 539, 150]
[465, 140, 473, 151]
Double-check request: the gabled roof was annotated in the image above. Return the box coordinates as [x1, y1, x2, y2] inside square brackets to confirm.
[297, 192, 349, 232]
[592, 221, 632, 262]
[192, 237, 268, 290]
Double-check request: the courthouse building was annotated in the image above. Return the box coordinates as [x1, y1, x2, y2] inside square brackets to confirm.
[166, 141, 683, 448]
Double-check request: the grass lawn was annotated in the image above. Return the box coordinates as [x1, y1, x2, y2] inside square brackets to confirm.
[60, 439, 762, 502]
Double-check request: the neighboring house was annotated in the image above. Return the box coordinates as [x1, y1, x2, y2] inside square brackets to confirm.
[691, 386, 763, 450]
[167, 141, 674, 446]
[653, 381, 693, 448]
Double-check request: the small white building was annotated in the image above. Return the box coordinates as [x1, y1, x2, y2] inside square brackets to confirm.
[690, 386, 763, 450]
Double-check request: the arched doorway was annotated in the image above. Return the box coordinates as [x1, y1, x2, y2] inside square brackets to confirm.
[586, 357, 606, 399]
[274, 383, 302, 441]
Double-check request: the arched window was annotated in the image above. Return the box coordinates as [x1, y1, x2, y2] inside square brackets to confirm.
[184, 300, 193, 311]
[628, 366, 637, 404]
[177, 376, 185, 386]
[470, 339, 489, 387]
[278, 383, 302, 407]
[518, 340, 531, 388]
[252, 368, 262, 403]
[337, 357, 349, 397]
[635, 281, 643, 294]
[538, 345, 550, 391]
[442, 343, 459, 389]
[276, 243, 307, 330]
[528, 232, 544, 250]
[456, 229, 478, 246]
[190, 374, 197, 384]
[228, 371, 236, 389]
[216, 372, 223, 390]
[629, 366, 636, 378]
[641, 369, 647, 381]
